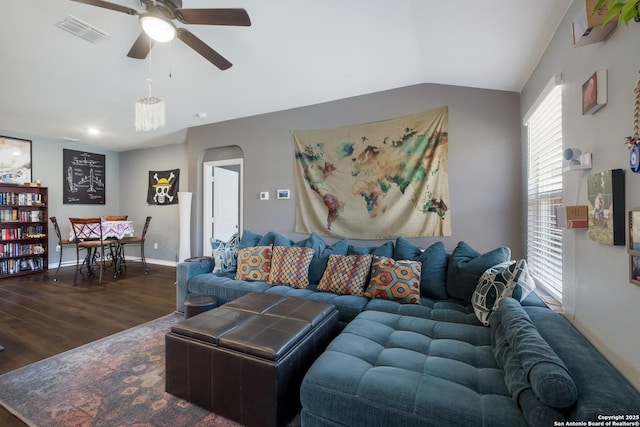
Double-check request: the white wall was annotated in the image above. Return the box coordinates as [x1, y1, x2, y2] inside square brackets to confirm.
[118, 143, 187, 263]
[521, 1, 640, 389]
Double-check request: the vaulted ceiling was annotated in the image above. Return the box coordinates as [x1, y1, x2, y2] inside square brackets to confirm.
[0, 0, 572, 151]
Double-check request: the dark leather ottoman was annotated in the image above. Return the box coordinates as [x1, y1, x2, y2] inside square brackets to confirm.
[165, 292, 339, 427]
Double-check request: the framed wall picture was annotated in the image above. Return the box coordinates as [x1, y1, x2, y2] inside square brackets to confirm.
[63, 149, 106, 204]
[0, 136, 32, 184]
[277, 189, 290, 200]
[582, 70, 607, 115]
[587, 169, 625, 246]
[629, 208, 640, 251]
[630, 254, 640, 286]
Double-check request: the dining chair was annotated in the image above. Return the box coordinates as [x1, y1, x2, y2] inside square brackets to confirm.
[49, 216, 76, 282]
[105, 215, 128, 221]
[69, 217, 115, 285]
[119, 216, 152, 274]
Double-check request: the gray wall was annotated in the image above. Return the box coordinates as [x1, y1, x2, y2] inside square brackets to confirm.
[118, 143, 187, 264]
[521, 1, 640, 389]
[186, 83, 523, 258]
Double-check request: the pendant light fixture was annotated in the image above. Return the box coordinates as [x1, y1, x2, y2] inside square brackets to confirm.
[135, 78, 165, 132]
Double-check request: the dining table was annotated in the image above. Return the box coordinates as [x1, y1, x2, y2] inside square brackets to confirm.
[69, 220, 135, 279]
[69, 220, 135, 242]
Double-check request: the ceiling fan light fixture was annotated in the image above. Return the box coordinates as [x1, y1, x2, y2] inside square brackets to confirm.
[140, 14, 176, 42]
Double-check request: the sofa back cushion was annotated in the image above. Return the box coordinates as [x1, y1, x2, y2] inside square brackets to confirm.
[447, 241, 511, 302]
[394, 238, 448, 300]
[347, 241, 394, 258]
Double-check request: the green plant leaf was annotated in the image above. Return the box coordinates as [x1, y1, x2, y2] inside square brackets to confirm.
[620, 0, 640, 23]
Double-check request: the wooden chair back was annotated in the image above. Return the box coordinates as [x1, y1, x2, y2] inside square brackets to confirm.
[105, 215, 128, 221]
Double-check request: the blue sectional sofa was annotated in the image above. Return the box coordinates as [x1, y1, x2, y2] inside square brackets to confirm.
[175, 230, 640, 426]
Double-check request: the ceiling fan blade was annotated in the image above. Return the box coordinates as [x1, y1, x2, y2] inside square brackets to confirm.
[177, 28, 233, 70]
[69, 0, 138, 15]
[127, 32, 154, 59]
[174, 8, 251, 26]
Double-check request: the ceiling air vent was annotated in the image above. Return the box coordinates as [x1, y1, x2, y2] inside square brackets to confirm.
[55, 15, 111, 44]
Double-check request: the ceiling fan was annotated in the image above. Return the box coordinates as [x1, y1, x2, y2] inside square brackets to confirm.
[70, 0, 251, 70]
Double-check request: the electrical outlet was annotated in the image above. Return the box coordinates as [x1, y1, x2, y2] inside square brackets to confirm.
[56, 245, 61, 252]
[154, 243, 158, 249]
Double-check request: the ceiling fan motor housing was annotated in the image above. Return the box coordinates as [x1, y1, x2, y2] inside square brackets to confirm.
[142, 0, 182, 10]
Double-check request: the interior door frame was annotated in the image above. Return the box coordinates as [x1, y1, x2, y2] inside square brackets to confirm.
[203, 158, 243, 256]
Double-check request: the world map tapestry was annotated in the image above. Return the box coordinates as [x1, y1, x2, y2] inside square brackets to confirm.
[292, 106, 450, 239]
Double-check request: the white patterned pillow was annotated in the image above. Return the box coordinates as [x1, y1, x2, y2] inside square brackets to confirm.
[472, 259, 536, 326]
[211, 232, 239, 273]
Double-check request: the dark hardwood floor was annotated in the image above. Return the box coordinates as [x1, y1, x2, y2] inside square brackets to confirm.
[0, 262, 177, 427]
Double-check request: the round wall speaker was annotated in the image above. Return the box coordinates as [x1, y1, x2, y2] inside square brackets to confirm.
[563, 148, 581, 161]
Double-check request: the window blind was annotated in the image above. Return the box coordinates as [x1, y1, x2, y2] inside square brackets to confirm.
[525, 83, 563, 299]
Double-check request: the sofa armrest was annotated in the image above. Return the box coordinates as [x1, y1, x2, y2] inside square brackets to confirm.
[175, 258, 215, 312]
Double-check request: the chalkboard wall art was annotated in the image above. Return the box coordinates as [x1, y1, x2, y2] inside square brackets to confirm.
[63, 149, 105, 205]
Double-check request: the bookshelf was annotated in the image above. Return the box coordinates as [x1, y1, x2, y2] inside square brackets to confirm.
[0, 184, 48, 278]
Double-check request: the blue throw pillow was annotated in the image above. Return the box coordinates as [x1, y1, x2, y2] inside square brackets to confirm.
[394, 237, 448, 300]
[239, 229, 262, 249]
[296, 232, 348, 285]
[447, 241, 511, 302]
[258, 231, 293, 247]
[347, 241, 394, 258]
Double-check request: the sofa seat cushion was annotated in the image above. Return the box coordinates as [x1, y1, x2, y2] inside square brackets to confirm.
[300, 310, 527, 427]
[364, 297, 481, 325]
[265, 285, 368, 324]
[188, 273, 271, 304]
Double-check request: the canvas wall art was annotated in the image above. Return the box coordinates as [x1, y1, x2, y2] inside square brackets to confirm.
[587, 169, 625, 245]
[0, 136, 31, 184]
[63, 149, 105, 205]
[292, 106, 450, 239]
[147, 169, 179, 205]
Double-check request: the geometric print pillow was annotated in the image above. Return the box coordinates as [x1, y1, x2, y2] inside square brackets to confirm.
[472, 259, 536, 326]
[364, 256, 421, 304]
[317, 254, 372, 296]
[234, 245, 273, 282]
[266, 246, 315, 288]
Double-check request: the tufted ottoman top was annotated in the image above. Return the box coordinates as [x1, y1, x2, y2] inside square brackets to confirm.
[300, 309, 527, 427]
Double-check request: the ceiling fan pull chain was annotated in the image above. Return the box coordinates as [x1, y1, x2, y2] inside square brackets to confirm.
[169, 41, 173, 78]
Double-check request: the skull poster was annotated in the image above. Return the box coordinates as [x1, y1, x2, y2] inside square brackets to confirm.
[147, 169, 179, 205]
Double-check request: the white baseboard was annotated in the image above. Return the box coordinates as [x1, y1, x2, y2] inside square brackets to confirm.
[49, 257, 178, 269]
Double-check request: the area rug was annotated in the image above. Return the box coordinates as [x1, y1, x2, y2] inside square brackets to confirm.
[0, 313, 244, 427]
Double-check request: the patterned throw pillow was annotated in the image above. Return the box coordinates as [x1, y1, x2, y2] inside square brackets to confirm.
[234, 245, 273, 281]
[211, 232, 239, 273]
[317, 254, 372, 296]
[266, 246, 315, 288]
[364, 256, 421, 304]
[472, 259, 536, 326]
